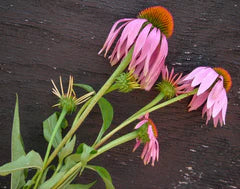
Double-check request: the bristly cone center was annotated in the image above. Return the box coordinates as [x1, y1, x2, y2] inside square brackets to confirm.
[213, 67, 232, 92]
[138, 6, 174, 38]
[156, 80, 176, 99]
[137, 118, 158, 143]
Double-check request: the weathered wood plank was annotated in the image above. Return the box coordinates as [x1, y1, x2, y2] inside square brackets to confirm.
[0, 0, 239, 188]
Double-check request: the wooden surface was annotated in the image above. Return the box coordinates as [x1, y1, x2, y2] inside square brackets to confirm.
[0, 0, 240, 188]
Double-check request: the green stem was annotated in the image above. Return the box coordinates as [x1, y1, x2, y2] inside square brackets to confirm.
[93, 92, 165, 149]
[34, 108, 68, 189]
[146, 88, 197, 114]
[129, 92, 165, 120]
[52, 164, 82, 189]
[72, 98, 92, 127]
[52, 160, 63, 177]
[45, 48, 134, 170]
[90, 131, 138, 161]
[94, 89, 197, 149]
[25, 171, 39, 189]
[29, 100, 91, 187]
[52, 131, 138, 188]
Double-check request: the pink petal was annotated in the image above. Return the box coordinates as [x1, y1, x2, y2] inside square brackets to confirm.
[133, 139, 141, 152]
[207, 79, 224, 109]
[98, 18, 133, 55]
[221, 97, 228, 124]
[135, 119, 148, 129]
[155, 139, 159, 161]
[143, 28, 161, 75]
[132, 60, 145, 77]
[188, 91, 208, 111]
[183, 67, 208, 81]
[117, 19, 146, 60]
[191, 68, 212, 87]
[140, 35, 168, 90]
[125, 19, 147, 55]
[132, 29, 163, 71]
[213, 115, 219, 127]
[104, 22, 129, 57]
[141, 143, 148, 159]
[197, 69, 219, 95]
[212, 89, 227, 117]
[144, 113, 149, 119]
[202, 103, 207, 117]
[156, 34, 168, 65]
[129, 23, 152, 69]
[110, 39, 127, 65]
[203, 105, 213, 125]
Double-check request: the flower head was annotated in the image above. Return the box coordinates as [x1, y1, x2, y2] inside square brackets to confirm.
[182, 67, 232, 127]
[51, 76, 94, 113]
[133, 113, 159, 166]
[156, 66, 184, 98]
[99, 6, 174, 91]
[138, 6, 174, 38]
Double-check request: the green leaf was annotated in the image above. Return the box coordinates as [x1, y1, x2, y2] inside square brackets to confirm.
[65, 154, 82, 164]
[94, 97, 113, 144]
[61, 118, 68, 129]
[59, 135, 76, 162]
[39, 172, 65, 189]
[56, 167, 80, 189]
[0, 150, 43, 176]
[43, 112, 63, 149]
[40, 165, 56, 185]
[76, 144, 97, 167]
[40, 156, 80, 189]
[23, 180, 35, 189]
[11, 95, 26, 189]
[67, 181, 96, 189]
[74, 83, 95, 93]
[56, 112, 69, 129]
[86, 165, 114, 189]
[60, 156, 78, 173]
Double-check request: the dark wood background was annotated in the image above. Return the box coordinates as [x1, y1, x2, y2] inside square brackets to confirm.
[0, 0, 239, 188]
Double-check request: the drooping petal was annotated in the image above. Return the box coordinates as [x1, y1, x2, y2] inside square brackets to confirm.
[129, 23, 152, 70]
[133, 114, 159, 166]
[140, 34, 168, 90]
[133, 139, 141, 152]
[117, 19, 147, 60]
[191, 68, 212, 87]
[135, 119, 148, 129]
[141, 143, 148, 159]
[212, 89, 227, 118]
[99, 18, 133, 55]
[125, 19, 147, 55]
[206, 106, 213, 125]
[207, 79, 224, 109]
[188, 91, 209, 111]
[110, 37, 128, 65]
[197, 70, 219, 95]
[104, 22, 130, 57]
[221, 97, 228, 124]
[143, 28, 161, 75]
[183, 67, 208, 81]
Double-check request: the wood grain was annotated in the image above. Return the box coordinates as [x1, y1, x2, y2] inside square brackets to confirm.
[0, 0, 239, 188]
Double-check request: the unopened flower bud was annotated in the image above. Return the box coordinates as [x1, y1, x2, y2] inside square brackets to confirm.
[115, 72, 140, 93]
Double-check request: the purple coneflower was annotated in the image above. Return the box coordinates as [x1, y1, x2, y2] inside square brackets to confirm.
[99, 6, 174, 90]
[182, 67, 232, 127]
[133, 113, 159, 166]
